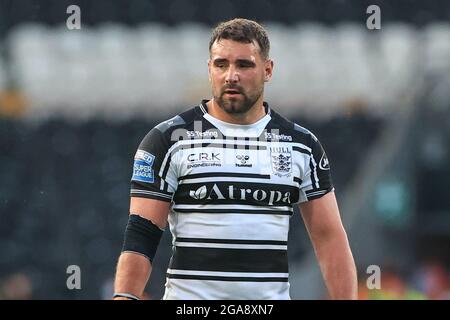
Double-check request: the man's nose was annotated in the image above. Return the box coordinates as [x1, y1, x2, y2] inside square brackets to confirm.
[225, 66, 239, 84]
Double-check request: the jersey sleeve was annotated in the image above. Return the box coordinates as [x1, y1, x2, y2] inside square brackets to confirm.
[130, 127, 177, 202]
[298, 134, 334, 203]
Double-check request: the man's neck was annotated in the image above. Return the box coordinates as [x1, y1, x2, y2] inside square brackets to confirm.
[205, 98, 267, 125]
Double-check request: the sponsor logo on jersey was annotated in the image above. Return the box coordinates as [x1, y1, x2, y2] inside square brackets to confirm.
[186, 130, 219, 138]
[132, 150, 155, 183]
[319, 153, 330, 170]
[189, 184, 291, 205]
[188, 152, 220, 162]
[264, 132, 292, 142]
[189, 185, 208, 200]
[235, 154, 252, 167]
[270, 147, 292, 177]
[187, 152, 221, 169]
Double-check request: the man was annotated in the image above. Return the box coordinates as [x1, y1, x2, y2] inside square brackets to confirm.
[114, 18, 357, 300]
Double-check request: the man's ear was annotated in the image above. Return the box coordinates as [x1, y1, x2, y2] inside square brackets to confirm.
[265, 59, 274, 82]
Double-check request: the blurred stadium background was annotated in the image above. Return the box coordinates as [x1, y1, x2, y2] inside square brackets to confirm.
[0, 0, 449, 299]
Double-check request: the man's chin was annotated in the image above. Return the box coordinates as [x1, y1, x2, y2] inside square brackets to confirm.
[216, 94, 255, 114]
[222, 102, 247, 114]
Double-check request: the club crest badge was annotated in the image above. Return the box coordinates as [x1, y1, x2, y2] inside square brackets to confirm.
[270, 147, 292, 177]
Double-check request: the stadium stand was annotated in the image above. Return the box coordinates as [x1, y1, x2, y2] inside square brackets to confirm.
[5, 22, 450, 119]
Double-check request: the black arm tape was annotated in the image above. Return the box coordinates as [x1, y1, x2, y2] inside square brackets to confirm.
[121, 214, 163, 263]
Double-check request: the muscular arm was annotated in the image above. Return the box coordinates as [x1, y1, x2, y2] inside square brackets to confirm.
[299, 192, 357, 299]
[114, 197, 171, 299]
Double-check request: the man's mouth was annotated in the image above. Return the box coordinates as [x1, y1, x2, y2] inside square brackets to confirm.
[223, 89, 242, 96]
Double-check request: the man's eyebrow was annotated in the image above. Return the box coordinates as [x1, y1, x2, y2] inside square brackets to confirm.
[212, 58, 228, 64]
[212, 58, 256, 65]
[236, 59, 256, 65]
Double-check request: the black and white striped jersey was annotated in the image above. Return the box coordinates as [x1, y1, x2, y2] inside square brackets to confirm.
[130, 100, 334, 300]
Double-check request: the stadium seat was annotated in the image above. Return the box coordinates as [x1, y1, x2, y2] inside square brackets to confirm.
[423, 23, 450, 74]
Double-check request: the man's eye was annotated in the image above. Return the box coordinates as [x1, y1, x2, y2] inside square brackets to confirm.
[216, 64, 226, 68]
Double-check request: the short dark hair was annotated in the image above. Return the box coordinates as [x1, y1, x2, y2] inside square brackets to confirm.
[209, 18, 270, 60]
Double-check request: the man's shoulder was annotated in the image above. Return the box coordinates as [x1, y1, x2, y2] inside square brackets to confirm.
[269, 109, 317, 145]
[138, 105, 203, 148]
[154, 105, 201, 134]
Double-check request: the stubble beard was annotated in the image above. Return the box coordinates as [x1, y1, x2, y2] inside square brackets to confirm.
[215, 87, 263, 115]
